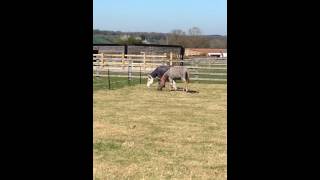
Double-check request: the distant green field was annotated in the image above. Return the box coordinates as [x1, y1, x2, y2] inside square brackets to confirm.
[93, 35, 119, 44]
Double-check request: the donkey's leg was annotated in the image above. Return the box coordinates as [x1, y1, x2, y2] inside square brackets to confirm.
[184, 81, 188, 92]
[172, 80, 177, 90]
[181, 78, 188, 92]
[169, 77, 174, 91]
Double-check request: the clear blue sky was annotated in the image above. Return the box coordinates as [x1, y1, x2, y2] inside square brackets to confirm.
[93, 0, 227, 35]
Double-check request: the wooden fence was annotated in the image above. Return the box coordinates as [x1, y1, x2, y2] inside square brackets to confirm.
[93, 53, 227, 82]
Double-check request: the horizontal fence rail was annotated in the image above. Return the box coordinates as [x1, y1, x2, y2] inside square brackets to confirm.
[93, 53, 227, 82]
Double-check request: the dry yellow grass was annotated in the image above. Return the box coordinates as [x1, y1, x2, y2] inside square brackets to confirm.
[94, 83, 227, 180]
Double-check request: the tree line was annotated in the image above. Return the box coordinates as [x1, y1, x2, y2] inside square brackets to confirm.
[93, 27, 227, 48]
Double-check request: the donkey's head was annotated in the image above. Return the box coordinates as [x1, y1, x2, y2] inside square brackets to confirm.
[146, 75, 154, 88]
[158, 74, 168, 91]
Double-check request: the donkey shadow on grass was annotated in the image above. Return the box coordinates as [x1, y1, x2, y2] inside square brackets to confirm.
[169, 87, 199, 93]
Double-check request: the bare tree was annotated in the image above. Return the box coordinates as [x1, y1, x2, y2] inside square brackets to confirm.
[168, 29, 186, 45]
[188, 27, 202, 36]
[171, 29, 186, 36]
[167, 27, 211, 48]
[186, 27, 209, 48]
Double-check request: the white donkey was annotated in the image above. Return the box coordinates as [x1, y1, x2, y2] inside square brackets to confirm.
[147, 65, 176, 88]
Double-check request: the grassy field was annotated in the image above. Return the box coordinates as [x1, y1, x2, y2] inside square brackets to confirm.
[93, 76, 147, 91]
[93, 76, 226, 91]
[93, 79, 227, 179]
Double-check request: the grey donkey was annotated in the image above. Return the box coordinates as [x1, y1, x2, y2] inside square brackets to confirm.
[158, 66, 190, 92]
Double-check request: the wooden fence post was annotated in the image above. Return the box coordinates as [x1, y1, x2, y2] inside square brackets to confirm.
[98, 53, 104, 76]
[122, 53, 125, 70]
[143, 53, 146, 73]
[140, 66, 142, 84]
[128, 57, 132, 82]
[101, 53, 104, 71]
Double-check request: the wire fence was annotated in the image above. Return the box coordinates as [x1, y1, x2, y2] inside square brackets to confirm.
[93, 53, 227, 89]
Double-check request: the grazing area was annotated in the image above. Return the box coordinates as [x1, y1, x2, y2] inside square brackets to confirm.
[93, 80, 227, 179]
